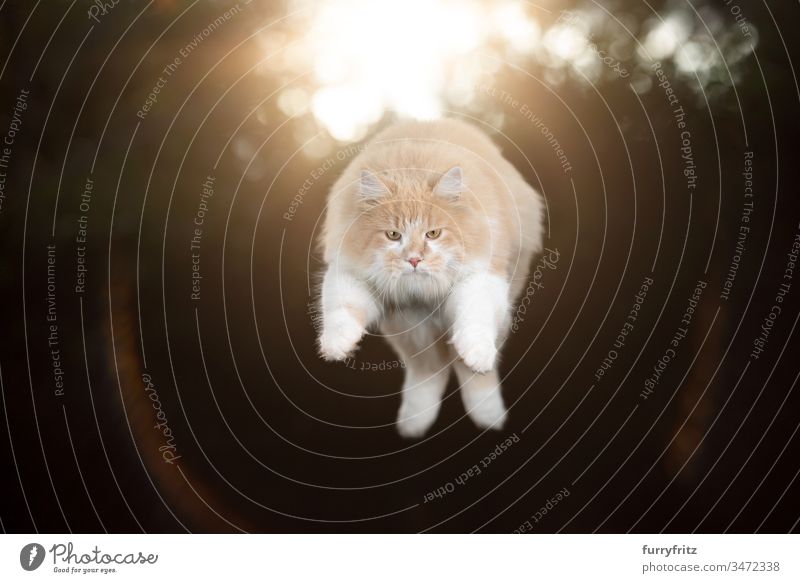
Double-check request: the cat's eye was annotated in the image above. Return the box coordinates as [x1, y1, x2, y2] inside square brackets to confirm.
[386, 230, 401, 240]
[425, 229, 442, 239]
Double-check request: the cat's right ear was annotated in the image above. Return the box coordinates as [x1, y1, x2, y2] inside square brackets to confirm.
[359, 170, 389, 202]
[434, 166, 463, 201]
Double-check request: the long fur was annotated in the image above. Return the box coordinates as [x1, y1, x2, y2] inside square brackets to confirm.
[318, 118, 544, 437]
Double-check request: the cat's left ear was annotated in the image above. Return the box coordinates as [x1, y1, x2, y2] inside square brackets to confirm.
[434, 166, 463, 201]
[359, 169, 389, 201]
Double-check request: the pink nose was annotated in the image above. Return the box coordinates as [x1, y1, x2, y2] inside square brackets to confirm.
[408, 257, 422, 268]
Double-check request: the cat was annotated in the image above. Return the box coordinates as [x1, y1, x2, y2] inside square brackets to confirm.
[318, 118, 544, 438]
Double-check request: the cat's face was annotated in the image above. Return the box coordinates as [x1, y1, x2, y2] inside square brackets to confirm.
[364, 200, 463, 290]
[341, 167, 481, 299]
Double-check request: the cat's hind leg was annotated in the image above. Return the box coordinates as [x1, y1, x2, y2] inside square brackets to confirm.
[453, 360, 507, 430]
[381, 315, 451, 439]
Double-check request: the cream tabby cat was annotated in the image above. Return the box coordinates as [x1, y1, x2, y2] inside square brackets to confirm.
[318, 118, 544, 437]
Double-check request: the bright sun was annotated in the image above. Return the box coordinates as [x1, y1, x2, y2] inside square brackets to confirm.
[259, 0, 752, 150]
[278, 0, 543, 142]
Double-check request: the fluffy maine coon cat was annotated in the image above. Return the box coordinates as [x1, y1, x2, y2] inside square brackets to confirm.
[318, 118, 544, 437]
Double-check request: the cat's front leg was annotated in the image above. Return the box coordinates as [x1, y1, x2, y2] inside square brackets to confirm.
[448, 272, 510, 373]
[318, 266, 380, 361]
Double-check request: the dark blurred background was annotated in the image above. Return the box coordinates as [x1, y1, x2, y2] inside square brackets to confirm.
[1, 0, 799, 533]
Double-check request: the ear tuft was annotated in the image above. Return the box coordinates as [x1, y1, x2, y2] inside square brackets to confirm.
[359, 169, 389, 200]
[434, 166, 463, 200]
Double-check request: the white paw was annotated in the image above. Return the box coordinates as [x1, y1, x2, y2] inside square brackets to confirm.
[318, 311, 365, 361]
[396, 401, 439, 439]
[465, 389, 507, 430]
[452, 327, 497, 373]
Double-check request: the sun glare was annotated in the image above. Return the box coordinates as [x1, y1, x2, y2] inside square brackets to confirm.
[261, 1, 758, 150]
[279, 0, 537, 143]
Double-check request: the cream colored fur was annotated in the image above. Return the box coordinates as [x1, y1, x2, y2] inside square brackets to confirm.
[318, 118, 543, 437]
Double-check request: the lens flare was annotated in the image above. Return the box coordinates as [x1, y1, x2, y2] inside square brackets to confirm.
[277, 0, 539, 142]
[264, 1, 757, 146]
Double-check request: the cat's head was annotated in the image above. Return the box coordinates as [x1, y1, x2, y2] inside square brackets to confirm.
[340, 166, 484, 299]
